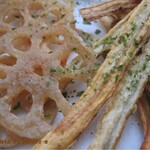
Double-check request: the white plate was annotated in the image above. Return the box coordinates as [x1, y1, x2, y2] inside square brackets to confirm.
[10, 0, 144, 149]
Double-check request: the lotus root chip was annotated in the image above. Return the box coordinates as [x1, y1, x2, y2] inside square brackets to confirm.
[0, 0, 74, 33]
[0, 24, 96, 146]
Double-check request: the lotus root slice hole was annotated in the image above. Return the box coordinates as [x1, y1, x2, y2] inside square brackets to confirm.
[0, 53, 17, 66]
[33, 65, 43, 76]
[59, 51, 79, 68]
[29, 2, 44, 18]
[0, 127, 7, 141]
[41, 34, 70, 66]
[0, 71, 6, 79]
[10, 90, 33, 118]
[42, 34, 65, 50]
[59, 78, 71, 91]
[0, 88, 7, 98]
[43, 98, 58, 124]
[66, 51, 79, 66]
[45, 8, 65, 25]
[12, 36, 31, 52]
[45, 13, 57, 25]
[57, 35, 65, 41]
[43, 34, 65, 45]
[0, 127, 15, 148]
[0, 30, 8, 37]
[3, 9, 24, 27]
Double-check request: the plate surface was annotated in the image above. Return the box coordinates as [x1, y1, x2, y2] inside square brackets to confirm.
[11, 0, 143, 149]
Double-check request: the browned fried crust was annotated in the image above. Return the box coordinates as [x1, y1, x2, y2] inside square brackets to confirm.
[80, 0, 141, 22]
[138, 90, 150, 135]
[99, 8, 133, 31]
[141, 122, 150, 149]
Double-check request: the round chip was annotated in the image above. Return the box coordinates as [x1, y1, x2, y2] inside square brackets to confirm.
[0, 0, 74, 34]
[0, 24, 96, 142]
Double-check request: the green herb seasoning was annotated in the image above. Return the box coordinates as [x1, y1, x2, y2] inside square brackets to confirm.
[119, 35, 127, 46]
[126, 86, 131, 91]
[128, 70, 133, 76]
[94, 88, 97, 92]
[45, 82, 50, 87]
[52, 1, 57, 5]
[95, 29, 101, 34]
[125, 32, 133, 37]
[28, 23, 32, 27]
[41, 14, 46, 17]
[0, 115, 3, 119]
[48, 51, 53, 54]
[50, 67, 56, 73]
[61, 14, 65, 18]
[142, 63, 147, 71]
[77, 91, 84, 97]
[102, 72, 109, 83]
[131, 22, 137, 31]
[76, 1, 80, 5]
[57, 67, 63, 73]
[51, 20, 56, 23]
[13, 102, 21, 110]
[83, 21, 91, 25]
[86, 79, 91, 84]
[72, 47, 77, 51]
[141, 22, 145, 25]
[127, 51, 133, 58]
[14, 15, 20, 19]
[95, 63, 100, 69]
[115, 74, 119, 82]
[62, 91, 67, 98]
[12, 27, 16, 30]
[72, 20, 77, 24]
[44, 114, 51, 119]
[134, 39, 139, 46]
[131, 79, 139, 88]
[116, 65, 123, 71]
[103, 37, 116, 44]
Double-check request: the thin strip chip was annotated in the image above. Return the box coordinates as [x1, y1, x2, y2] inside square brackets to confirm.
[80, 0, 141, 22]
[88, 40, 150, 150]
